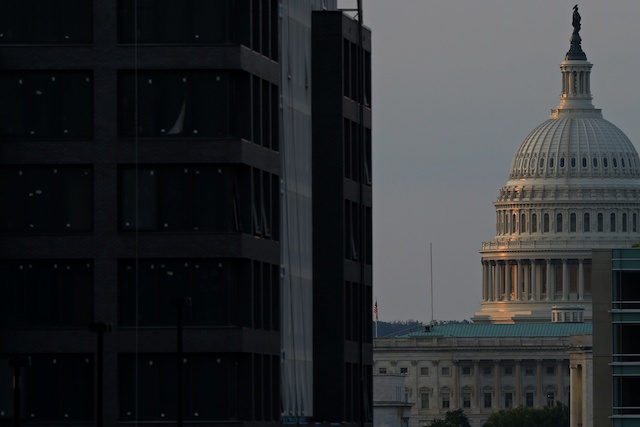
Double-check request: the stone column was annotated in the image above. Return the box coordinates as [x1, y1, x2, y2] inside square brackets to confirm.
[473, 360, 480, 409]
[493, 360, 500, 409]
[570, 364, 582, 427]
[556, 359, 564, 404]
[578, 259, 585, 301]
[546, 260, 553, 301]
[452, 360, 459, 409]
[496, 262, 502, 301]
[517, 260, 523, 301]
[490, 262, 496, 301]
[505, 261, 512, 301]
[515, 360, 522, 406]
[536, 359, 543, 407]
[482, 261, 487, 301]
[531, 259, 539, 301]
[562, 259, 569, 301]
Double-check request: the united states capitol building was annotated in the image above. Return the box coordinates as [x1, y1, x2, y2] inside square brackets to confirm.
[374, 8, 639, 427]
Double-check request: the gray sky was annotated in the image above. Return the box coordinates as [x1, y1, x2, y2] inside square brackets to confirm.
[362, 0, 640, 322]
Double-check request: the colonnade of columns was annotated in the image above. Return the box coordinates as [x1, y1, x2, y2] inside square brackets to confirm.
[481, 258, 587, 302]
[444, 359, 567, 409]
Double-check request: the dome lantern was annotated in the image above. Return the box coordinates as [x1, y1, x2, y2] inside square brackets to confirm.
[553, 5, 599, 117]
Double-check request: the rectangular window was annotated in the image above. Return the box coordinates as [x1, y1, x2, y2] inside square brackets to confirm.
[400, 367, 408, 374]
[526, 392, 534, 407]
[505, 392, 513, 408]
[0, 71, 93, 139]
[504, 366, 513, 376]
[525, 367, 535, 376]
[441, 367, 450, 376]
[420, 367, 430, 376]
[119, 353, 245, 421]
[463, 392, 471, 408]
[483, 366, 492, 376]
[3, 355, 94, 422]
[0, 261, 92, 327]
[546, 392, 555, 407]
[442, 393, 450, 409]
[421, 393, 429, 409]
[119, 71, 235, 139]
[119, 165, 275, 236]
[484, 392, 492, 408]
[0, 166, 93, 234]
[118, 259, 280, 329]
[379, 367, 387, 374]
[117, 0, 277, 60]
[0, 0, 92, 44]
[546, 366, 555, 375]
[462, 366, 472, 376]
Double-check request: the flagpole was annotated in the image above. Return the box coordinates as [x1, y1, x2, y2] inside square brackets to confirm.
[430, 242, 434, 325]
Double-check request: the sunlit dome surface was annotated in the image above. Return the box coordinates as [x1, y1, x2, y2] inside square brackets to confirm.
[510, 117, 640, 179]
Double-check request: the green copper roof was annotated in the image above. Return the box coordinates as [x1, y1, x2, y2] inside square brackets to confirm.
[402, 323, 592, 338]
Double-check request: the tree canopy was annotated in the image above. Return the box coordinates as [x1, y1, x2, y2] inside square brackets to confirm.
[483, 403, 569, 427]
[426, 409, 471, 427]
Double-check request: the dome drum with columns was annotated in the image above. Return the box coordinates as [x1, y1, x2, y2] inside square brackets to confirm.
[474, 7, 640, 324]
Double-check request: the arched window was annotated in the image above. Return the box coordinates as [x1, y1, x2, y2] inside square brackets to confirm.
[622, 158, 626, 168]
[582, 158, 587, 168]
[611, 213, 616, 232]
[549, 158, 555, 168]
[583, 213, 590, 232]
[521, 213, 527, 233]
[560, 158, 565, 168]
[532, 213, 538, 232]
[539, 158, 545, 168]
[543, 213, 550, 233]
[556, 213, 563, 232]
[634, 213, 638, 232]
[512, 214, 517, 233]
[593, 157, 598, 167]
[613, 157, 618, 168]
[622, 213, 628, 232]
[570, 213, 576, 232]
[598, 213, 604, 232]
[571, 158, 576, 168]
[603, 157, 608, 168]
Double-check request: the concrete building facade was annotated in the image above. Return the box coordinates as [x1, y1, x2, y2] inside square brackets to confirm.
[374, 323, 591, 427]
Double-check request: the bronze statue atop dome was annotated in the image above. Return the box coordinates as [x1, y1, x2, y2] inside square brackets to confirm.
[566, 5, 587, 60]
[572, 5, 581, 34]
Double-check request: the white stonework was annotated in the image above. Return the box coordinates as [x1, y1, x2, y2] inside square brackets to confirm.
[475, 27, 640, 324]
[374, 373, 413, 427]
[374, 332, 589, 427]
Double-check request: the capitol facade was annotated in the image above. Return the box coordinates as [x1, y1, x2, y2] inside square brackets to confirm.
[474, 11, 640, 323]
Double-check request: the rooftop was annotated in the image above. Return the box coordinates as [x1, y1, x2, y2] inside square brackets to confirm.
[401, 322, 592, 338]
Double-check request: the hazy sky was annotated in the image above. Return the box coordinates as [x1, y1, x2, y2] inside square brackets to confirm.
[361, 0, 640, 322]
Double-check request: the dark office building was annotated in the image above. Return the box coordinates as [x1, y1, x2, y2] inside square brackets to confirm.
[592, 249, 640, 427]
[312, 11, 373, 424]
[0, 1, 372, 427]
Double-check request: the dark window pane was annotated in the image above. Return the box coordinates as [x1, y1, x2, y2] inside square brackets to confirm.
[0, 0, 92, 44]
[0, 166, 93, 234]
[118, 259, 239, 327]
[118, 0, 231, 44]
[119, 71, 231, 138]
[119, 354, 237, 421]
[0, 261, 92, 328]
[0, 72, 93, 139]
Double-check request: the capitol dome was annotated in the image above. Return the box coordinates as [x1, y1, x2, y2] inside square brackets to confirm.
[510, 117, 640, 180]
[475, 8, 640, 324]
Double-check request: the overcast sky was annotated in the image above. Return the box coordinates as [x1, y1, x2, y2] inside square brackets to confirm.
[360, 0, 640, 322]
